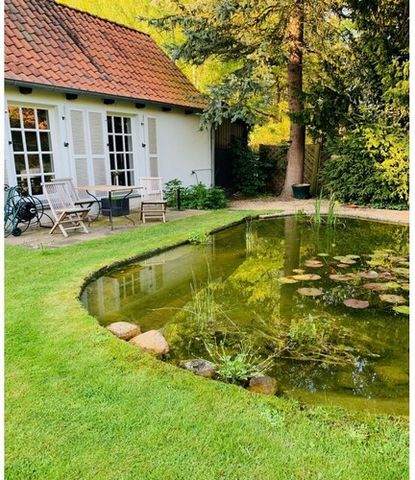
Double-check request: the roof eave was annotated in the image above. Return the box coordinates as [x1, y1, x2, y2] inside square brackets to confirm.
[4, 78, 207, 112]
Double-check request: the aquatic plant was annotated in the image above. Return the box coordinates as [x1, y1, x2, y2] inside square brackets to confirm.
[326, 194, 338, 226]
[251, 314, 368, 367]
[204, 339, 272, 384]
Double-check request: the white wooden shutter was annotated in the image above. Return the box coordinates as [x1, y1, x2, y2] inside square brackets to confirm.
[147, 117, 159, 176]
[69, 109, 109, 190]
[88, 111, 108, 186]
[69, 109, 90, 186]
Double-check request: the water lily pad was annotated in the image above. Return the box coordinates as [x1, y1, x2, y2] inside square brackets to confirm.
[363, 282, 401, 292]
[292, 274, 321, 281]
[357, 271, 379, 279]
[329, 274, 355, 282]
[337, 263, 351, 268]
[391, 267, 409, 278]
[292, 268, 305, 274]
[297, 287, 323, 297]
[393, 305, 410, 315]
[379, 294, 407, 304]
[280, 277, 298, 284]
[343, 299, 369, 309]
[304, 260, 324, 268]
[317, 253, 329, 257]
[345, 254, 360, 260]
[333, 256, 357, 265]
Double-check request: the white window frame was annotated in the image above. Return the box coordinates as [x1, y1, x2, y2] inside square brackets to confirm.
[5, 100, 61, 197]
[105, 113, 137, 186]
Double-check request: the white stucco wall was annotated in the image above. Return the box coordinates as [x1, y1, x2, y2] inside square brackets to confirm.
[4, 85, 213, 192]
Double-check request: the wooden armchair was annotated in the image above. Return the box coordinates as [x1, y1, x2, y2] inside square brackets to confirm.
[42, 181, 90, 237]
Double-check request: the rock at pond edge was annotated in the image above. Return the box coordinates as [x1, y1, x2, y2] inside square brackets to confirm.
[107, 321, 141, 341]
[181, 359, 217, 378]
[129, 330, 169, 356]
[248, 376, 279, 395]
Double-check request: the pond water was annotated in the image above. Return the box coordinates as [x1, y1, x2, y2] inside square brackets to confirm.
[82, 217, 409, 416]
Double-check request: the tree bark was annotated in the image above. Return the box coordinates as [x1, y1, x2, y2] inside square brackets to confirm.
[282, 1, 305, 197]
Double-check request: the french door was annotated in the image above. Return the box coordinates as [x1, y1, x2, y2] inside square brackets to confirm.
[106, 115, 135, 186]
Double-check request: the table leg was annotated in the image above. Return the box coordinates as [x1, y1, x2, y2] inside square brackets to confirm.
[109, 191, 113, 230]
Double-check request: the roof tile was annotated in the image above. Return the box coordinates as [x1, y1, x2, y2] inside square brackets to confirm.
[5, 0, 207, 109]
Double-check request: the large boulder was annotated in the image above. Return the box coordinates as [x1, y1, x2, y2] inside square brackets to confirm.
[107, 321, 140, 341]
[248, 376, 279, 395]
[129, 330, 169, 356]
[181, 359, 217, 378]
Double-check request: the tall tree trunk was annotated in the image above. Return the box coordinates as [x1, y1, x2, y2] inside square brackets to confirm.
[282, 1, 305, 197]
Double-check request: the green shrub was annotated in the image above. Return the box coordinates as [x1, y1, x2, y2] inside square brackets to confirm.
[321, 125, 408, 209]
[231, 140, 268, 196]
[163, 179, 228, 210]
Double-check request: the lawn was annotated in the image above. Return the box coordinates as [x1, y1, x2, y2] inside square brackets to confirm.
[5, 210, 408, 480]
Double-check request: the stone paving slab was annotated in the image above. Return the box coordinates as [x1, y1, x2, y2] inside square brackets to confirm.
[230, 198, 409, 225]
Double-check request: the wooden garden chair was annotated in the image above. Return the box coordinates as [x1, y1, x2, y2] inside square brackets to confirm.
[42, 181, 90, 237]
[53, 178, 100, 222]
[139, 177, 167, 223]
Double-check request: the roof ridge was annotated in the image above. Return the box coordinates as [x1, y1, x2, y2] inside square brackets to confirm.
[49, 0, 152, 38]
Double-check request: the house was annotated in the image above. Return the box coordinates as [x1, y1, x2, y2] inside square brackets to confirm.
[4, 0, 214, 199]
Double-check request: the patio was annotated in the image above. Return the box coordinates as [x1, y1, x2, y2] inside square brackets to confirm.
[4, 207, 208, 249]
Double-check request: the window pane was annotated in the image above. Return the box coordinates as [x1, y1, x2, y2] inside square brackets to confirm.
[14, 155, 26, 175]
[37, 110, 49, 129]
[11, 131, 23, 151]
[8, 106, 21, 128]
[116, 153, 125, 170]
[22, 108, 36, 129]
[125, 153, 133, 169]
[108, 135, 114, 152]
[111, 171, 118, 185]
[30, 177, 43, 195]
[107, 116, 113, 133]
[42, 154, 54, 173]
[115, 135, 123, 151]
[16, 177, 28, 193]
[114, 116, 122, 133]
[123, 118, 131, 133]
[127, 171, 133, 186]
[25, 131, 38, 151]
[28, 154, 40, 173]
[44, 174, 55, 183]
[109, 153, 115, 170]
[118, 172, 126, 186]
[124, 135, 132, 152]
[39, 132, 51, 151]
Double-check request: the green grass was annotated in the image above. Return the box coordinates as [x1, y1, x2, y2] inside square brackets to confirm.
[5, 210, 408, 480]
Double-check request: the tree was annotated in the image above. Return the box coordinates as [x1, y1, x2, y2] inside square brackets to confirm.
[147, 0, 339, 197]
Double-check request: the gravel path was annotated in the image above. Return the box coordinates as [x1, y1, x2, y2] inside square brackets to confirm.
[230, 197, 409, 225]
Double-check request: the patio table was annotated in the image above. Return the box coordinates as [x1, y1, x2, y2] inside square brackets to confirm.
[76, 185, 143, 230]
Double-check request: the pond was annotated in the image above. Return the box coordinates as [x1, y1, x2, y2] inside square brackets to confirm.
[82, 217, 409, 416]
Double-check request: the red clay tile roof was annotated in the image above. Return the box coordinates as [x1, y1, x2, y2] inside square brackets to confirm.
[5, 0, 207, 109]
